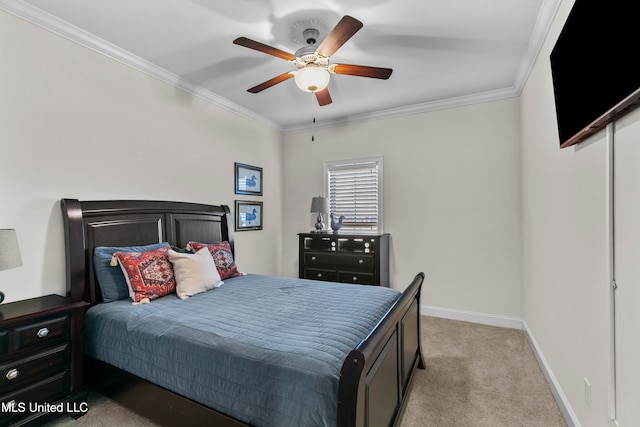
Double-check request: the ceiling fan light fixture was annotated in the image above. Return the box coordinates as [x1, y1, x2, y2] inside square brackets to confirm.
[295, 66, 330, 93]
[235, 15, 387, 106]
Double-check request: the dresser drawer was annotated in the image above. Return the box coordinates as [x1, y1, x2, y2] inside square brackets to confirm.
[305, 252, 334, 265]
[305, 253, 374, 268]
[0, 344, 69, 395]
[302, 236, 336, 251]
[338, 271, 375, 285]
[303, 268, 338, 281]
[12, 316, 69, 354]
[0, 371, 70, 425]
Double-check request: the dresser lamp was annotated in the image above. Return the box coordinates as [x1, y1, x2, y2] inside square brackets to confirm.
[0, 229, 23, 303]
[310, 196, 330, 233]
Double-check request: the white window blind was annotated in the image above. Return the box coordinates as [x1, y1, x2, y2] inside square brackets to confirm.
[324, 157, 383, 232]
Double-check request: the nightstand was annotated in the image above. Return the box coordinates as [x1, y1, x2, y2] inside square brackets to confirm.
[0, 295, 88, 426]
[298, 233, 390, 286]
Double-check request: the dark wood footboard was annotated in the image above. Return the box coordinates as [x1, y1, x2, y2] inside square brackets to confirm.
[337, 272, 425, 427]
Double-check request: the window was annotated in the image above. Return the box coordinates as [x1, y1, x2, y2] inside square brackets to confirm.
[324, 156, 383, 232]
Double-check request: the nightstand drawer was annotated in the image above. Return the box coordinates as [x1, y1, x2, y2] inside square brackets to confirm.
[0, 371, 70, 425]
[12, 316, 69, 353]
[0, 331, 8, 355]
[338, 272, 375, 285]
[304, 269, 338, 281]
[0, 344, 69, 394]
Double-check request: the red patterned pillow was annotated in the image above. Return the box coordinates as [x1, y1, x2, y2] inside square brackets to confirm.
[188, 241, 240, 280]
[114, 246, 176, 302]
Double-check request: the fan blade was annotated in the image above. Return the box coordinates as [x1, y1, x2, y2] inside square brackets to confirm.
[331, 63, 393, 79]
[315, 87, 332, 106]
[316, 16, 363, 58]
[247, 72, 294, 93]
[233, 37, 296, 61]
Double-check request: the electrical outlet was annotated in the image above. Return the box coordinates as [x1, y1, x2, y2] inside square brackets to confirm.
[584, 377, 591, 407]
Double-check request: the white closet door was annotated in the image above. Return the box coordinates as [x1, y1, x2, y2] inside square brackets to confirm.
[613, 107, 640, 425]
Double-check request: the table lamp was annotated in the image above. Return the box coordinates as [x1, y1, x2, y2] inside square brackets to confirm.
[0, 229, 23, 303]
[310, 196, 330, 233]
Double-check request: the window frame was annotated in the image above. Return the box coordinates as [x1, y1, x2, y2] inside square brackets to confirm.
[323, 156, 384, 233]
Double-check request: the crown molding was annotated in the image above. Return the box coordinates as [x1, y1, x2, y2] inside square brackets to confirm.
[0, 0, 283, 133]
[512, 0, 562, 95]
[283, 87, 519, 133]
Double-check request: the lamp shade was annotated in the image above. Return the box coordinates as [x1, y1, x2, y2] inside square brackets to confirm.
[295, 67, 330, 93]
[310, 197, 330, 213]
[0, 229, 22, 271]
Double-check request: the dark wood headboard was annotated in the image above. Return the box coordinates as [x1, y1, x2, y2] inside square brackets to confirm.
[61, 199, 234, 306]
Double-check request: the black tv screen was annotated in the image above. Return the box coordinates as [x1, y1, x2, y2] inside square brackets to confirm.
[550, 0, 640, 148]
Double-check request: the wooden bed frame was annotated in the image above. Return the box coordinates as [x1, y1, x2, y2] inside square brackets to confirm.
[60, 198, 425, 427]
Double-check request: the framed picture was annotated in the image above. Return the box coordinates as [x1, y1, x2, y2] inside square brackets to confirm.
[235, 162, 263, 196]
[235, 200, 263, 231]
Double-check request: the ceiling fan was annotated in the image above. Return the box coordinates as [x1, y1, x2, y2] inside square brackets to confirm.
[233, 15, 393, 106]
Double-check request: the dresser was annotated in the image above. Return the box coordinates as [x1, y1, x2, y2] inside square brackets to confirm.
[298, 233, 390, 286]
[0, 295, 88, 426]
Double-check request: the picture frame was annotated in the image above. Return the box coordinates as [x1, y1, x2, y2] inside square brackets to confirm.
[234, 162, 263, 196]
[235, 200, 263, 231]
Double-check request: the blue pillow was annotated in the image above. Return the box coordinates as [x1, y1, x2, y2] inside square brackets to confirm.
[94, 242, 170, 302]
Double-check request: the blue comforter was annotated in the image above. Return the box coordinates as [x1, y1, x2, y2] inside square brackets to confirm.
[84, 274, 401, 427]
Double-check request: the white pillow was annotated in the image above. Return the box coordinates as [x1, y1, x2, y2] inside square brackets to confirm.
[168, 247, 223, 299]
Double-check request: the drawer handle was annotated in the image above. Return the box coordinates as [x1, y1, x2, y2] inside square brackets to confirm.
[316, 273, 323, 278]
[311, 256, 317, 261]
[358, 259, 364, 264]
[6, 368, 19, 380]
[37, 327, 49, 338]
[352, 276, 358, 281]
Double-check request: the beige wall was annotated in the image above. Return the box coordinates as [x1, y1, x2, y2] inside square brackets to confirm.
[0, 11, 283, 302]
[281, 99, 523, 318]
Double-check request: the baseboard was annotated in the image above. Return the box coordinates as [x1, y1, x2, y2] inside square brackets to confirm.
[523, 320, 581, 427]
[421, 304, 524, 329]
[420, 304, 579, 427]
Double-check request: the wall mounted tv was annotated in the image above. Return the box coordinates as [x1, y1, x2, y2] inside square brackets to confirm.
[550, 0, 640, 148]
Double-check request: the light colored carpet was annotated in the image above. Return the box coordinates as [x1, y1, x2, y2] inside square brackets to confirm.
[399, 316, 567, 427]
[45, 316, 567, 427]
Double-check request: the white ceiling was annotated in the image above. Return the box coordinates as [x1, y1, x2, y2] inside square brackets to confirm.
[3, 0, 560, 132]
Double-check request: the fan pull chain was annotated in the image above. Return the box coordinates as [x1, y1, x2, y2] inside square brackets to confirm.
[311, 93, 316, 142]
[312, 117, 316, 142]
